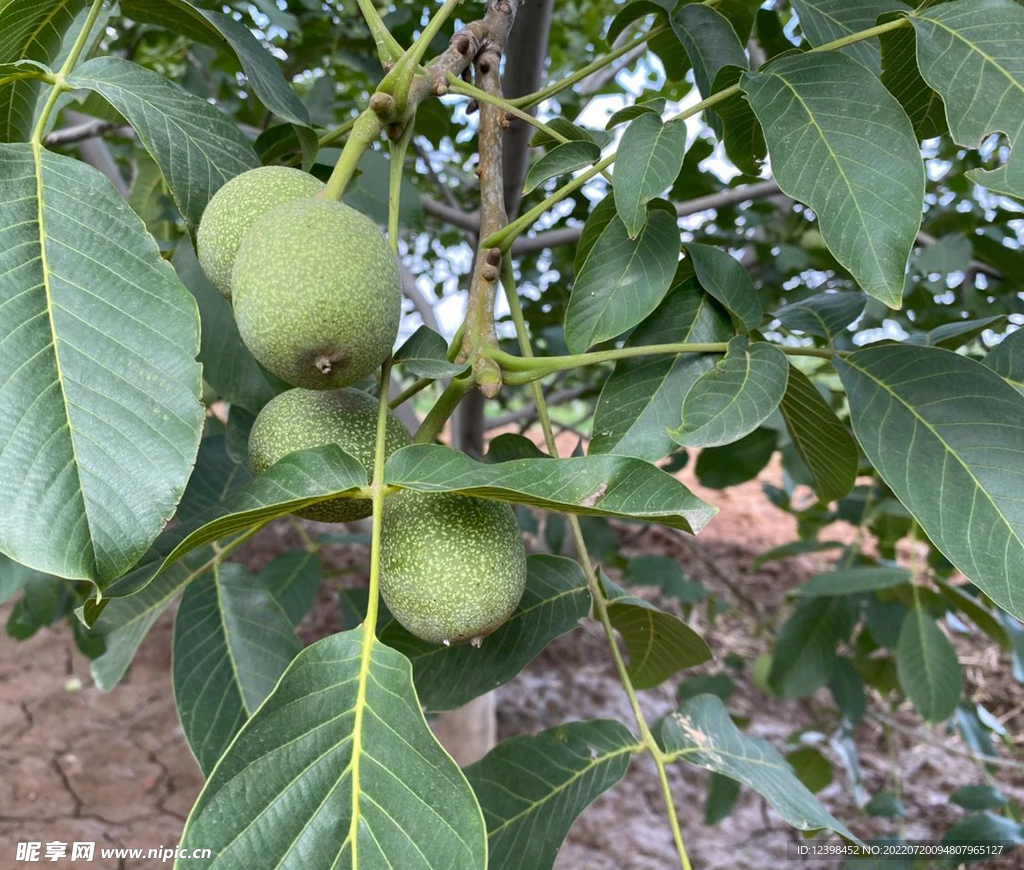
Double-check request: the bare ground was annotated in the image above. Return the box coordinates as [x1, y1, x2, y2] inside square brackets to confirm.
[2, 460, 1022, 869]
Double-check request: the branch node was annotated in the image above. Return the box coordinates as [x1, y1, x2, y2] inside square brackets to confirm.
[369, 92, 396, 119]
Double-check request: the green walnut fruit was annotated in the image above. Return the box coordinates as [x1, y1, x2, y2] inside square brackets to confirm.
[380, 491, 527, 645]
[196, 166, 322, 298]
[248, 387, 410, 522]
[231, 198, 401, 390]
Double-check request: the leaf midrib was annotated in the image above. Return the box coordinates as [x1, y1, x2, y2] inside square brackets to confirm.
[32, 142, 94, 574]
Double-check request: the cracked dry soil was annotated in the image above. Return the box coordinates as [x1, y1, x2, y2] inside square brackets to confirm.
[2, 463, 1023, 869]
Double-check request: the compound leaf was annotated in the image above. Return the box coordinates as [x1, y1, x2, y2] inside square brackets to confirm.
[896, 605, 963, 722]
[100, 446, 366, 602]
[465, 719, 639, 870]
[590, 282, 734, 462]
[603, 577, 711, 690]
[69, 56, 259, 230]
[908, 0, 1024, 200]
[565, 206, 680, 353]
[670, 336, 789, 448]
[779, 364, 858, 504]
[380, 555, 589, 712]
[835, 345, 1024, 621]
[683, 243, 762, 331]
[0, 0, 84, 142]
[173, 561, 301, 774]
[985, 329, 1024, 393]
[742, 52, 924, 307]
[795, 565, 911, 597]
[523, 139, 601, 194]
[394, 325, 468, 379]
[179, 629, 487, 869]
[661, 694, 857, 839]
[259, 549, 323, 627]
[384, 444, 717, 534]
[613, 114, 687, 237]
[91, 550, 211, 691]
[0, 144, 203, 588]
[774, 292, 866, 341]
[791, 0, 909, 74]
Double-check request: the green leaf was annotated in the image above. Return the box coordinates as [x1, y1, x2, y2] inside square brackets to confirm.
[259, 550, 322, 627]
[605, 97, 665, 129]
[613, 114, 687, 237]
[394, 325, 468, 379]
[908, 0, 1024, 199]
[785, 746, 833, 793]
[591, 282, 733, 462]
[0, 555, 42, 606]
[380, 555, 589, 712]
[908, 315, 1006, 350]
[109, 446, 367, 599]
[942, 812, 1024, 854]
[661, 694, 857, 840]
[704, 772, 741, 825]
[173, 561, 300, 775]
[951, 785, 1009, 811]
[695, 427, 777, 489]
[865, 792, 906, 818]
[173, 240, 277, 413]
[523, 139, 601, 194]
[774, 292, 866, 341]
[683, 243, 762, 330]
[607, 0, 675, 45]
[485, 433, 550, 464]
[769, 597, 854, 697]
[710, 64, 767, 175]
[935, 577, 1010, 650]
[834, 345, 1024, 621]
[465, 719, 639, 870]
[670, 336, 789, 448]
[829, 658, 866, 725]
[896, 605, 963, 722]
[120, 0, 314, 133]
[90, 551, 211, 691]
[880, 15, 948, 139]
[751, 539, 845, 571]
[383, 444, 717, 534]
[179, 629, 487, 869]
[0, 0, 83, 142]
[603, 577, 712, 689]
[742, 52, 924, 307]
[984, 328, 1024, 393]
[791, 0, 909, 74]
[565, 206, 681, 353]
[671, 4, 747, 99]
[177, 434, 252, 522]
[69, 56, 259, 230]
[0, 143, 203, 588]
[795, 565, 911, 597]
[625, 555, 707, 603]
[779, 365, 858, 504]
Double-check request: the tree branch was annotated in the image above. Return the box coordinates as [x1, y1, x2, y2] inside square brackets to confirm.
[458, 6, 519, 397]
[44, 118, 130, 147]
[399, 263, 440, 331]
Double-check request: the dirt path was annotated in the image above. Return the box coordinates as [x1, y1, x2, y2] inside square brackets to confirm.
[2, 464, 1022, 869]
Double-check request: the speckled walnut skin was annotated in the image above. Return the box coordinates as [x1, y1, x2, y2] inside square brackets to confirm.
[248, 387, 410, 522]
[380, 490, 527, 645]
[196, 166, 323, 299]
[232, 198, 401, 390]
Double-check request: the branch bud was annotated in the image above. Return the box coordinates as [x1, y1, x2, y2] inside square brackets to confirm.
[369, 92, 395, 119]
[482, 265, 498, 281]
[486, 248, 502, 267]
